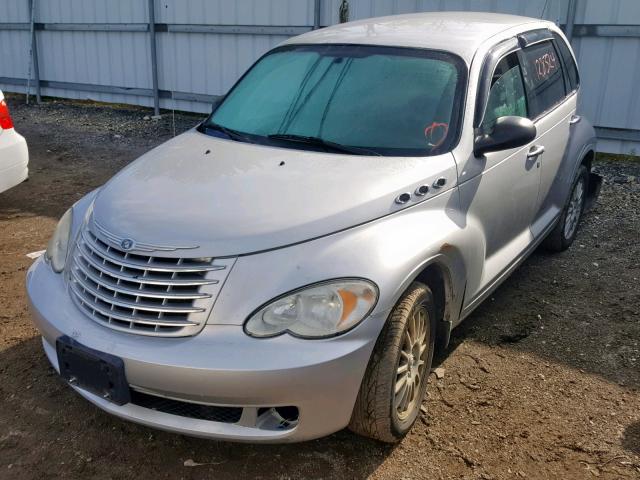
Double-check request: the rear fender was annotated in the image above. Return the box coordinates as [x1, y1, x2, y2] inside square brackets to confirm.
[567, 116, 598, 205]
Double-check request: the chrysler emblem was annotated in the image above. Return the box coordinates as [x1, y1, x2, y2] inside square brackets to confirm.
[120, 238, 135, 251]
[93, 219, 199, 253]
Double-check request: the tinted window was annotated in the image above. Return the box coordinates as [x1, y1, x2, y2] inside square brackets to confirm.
[481, 53, 528, 132]
[520, 41, 566, 117]
[205, 45, 466, 156]
[553, 33, 579, 91]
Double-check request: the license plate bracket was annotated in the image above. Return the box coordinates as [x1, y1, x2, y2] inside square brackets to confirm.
[56, 336, 130, 405]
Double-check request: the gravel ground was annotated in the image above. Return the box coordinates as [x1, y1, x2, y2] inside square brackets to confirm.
[0, 96, 639, 480]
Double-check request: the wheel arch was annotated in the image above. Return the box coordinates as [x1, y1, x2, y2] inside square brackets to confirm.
[581, 148, 595, 171]
[560, 136, 597, 210]
[413, 262, 455, 351]
[580, 148, 602, 211]
[395, 255, 464, 352]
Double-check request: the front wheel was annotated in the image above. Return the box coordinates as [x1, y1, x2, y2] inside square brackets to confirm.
[543, 165, 588, 252]
[349, 282, 436, 443]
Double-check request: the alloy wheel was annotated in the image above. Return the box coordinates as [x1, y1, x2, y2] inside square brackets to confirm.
[564, 177, 585, 240]
[393, 305, 429, 420]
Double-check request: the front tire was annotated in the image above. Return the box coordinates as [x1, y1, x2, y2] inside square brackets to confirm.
[349, 282, 436, 443]
[543, 165, 588, 252]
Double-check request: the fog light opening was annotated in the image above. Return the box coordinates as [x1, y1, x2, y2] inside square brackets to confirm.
[256, 406, 299, 431]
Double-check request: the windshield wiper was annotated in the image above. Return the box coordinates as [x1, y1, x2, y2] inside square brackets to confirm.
[203, 122, 252, 143]
[267, 133, 381, 156]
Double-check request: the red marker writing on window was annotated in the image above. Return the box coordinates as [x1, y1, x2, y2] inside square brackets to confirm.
[424, 122, 449, 148]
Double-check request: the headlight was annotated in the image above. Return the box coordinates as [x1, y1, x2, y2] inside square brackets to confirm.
[45, 208, 73, 273]
[244, 279, 378, 339]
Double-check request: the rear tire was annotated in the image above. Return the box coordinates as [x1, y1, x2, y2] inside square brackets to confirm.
[543, 165, 588, 252]
[349, 282, 436, 443]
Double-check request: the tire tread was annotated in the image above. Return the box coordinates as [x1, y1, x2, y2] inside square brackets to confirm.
[349, 282, 434, 443]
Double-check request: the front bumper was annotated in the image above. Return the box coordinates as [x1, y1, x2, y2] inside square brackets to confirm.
[26, 258, 387, 442]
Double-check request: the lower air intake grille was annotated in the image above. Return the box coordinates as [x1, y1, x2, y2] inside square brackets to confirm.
[130, 390, 243, 424]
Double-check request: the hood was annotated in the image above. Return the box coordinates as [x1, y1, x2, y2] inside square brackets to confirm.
[92, 130, 457, 257]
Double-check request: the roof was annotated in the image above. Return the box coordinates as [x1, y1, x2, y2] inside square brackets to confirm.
[284, 12, 546, 63]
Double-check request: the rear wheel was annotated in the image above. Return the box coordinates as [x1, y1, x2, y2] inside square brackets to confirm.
[349, 282, 436, 443]
[543, 165, 588, 252]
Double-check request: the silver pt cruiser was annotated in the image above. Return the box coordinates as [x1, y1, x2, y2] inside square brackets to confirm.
[27, 12, 601, 443]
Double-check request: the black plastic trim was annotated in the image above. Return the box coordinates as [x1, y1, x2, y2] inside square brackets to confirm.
[130, 390, 243, 423]
[517, 28, 554, 48]
[473, 37, 520, 129]
[56, 336, 131, 405]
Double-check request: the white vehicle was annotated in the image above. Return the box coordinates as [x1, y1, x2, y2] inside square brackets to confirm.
[0, 90, 28, 194]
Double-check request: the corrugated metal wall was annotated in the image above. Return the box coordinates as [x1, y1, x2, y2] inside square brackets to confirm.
[570, 0, 640, 154]
[1, 0, 31, 88]
[153, 0, 315, 112]
[1, 0, 639, 154]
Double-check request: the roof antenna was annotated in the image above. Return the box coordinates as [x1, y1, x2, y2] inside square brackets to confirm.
[339, 0, 350, 23]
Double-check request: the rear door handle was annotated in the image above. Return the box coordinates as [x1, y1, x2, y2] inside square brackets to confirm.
[527, 145, 545, 159]
[569, 115, 581, 125]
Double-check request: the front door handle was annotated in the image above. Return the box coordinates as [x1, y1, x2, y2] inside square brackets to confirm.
[527, 145, 545, 159]
[569, 115, 581, 125]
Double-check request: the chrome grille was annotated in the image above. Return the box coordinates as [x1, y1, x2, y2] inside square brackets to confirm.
[68, 223, 234, 337]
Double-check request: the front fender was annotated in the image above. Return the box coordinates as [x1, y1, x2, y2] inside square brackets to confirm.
[209, 187, 470, 330]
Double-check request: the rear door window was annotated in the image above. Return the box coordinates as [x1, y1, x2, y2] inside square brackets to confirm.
[552, 32, 580, 91]
[481, 52, 528, 132]
[520, 41, 566, 118]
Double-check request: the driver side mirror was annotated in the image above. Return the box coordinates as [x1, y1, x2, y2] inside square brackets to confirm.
[474, 116, 536, 157]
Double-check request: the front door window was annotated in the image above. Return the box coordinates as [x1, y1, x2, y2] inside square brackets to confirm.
[481, 52, 528, 133]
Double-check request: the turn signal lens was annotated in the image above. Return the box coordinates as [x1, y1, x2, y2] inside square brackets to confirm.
[244, 279, 378, 339]
[44, 209, 73, 273]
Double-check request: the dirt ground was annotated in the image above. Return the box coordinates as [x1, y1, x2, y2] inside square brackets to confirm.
[0, 95, 639, 480]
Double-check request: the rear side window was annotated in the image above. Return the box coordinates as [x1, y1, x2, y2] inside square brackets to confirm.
[553, 33, 580, 91]
[481, 52, 528, 132]
[520, 41, 566, 118]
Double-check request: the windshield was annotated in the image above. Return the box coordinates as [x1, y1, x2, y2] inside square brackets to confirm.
[202, 44, 466, 156]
